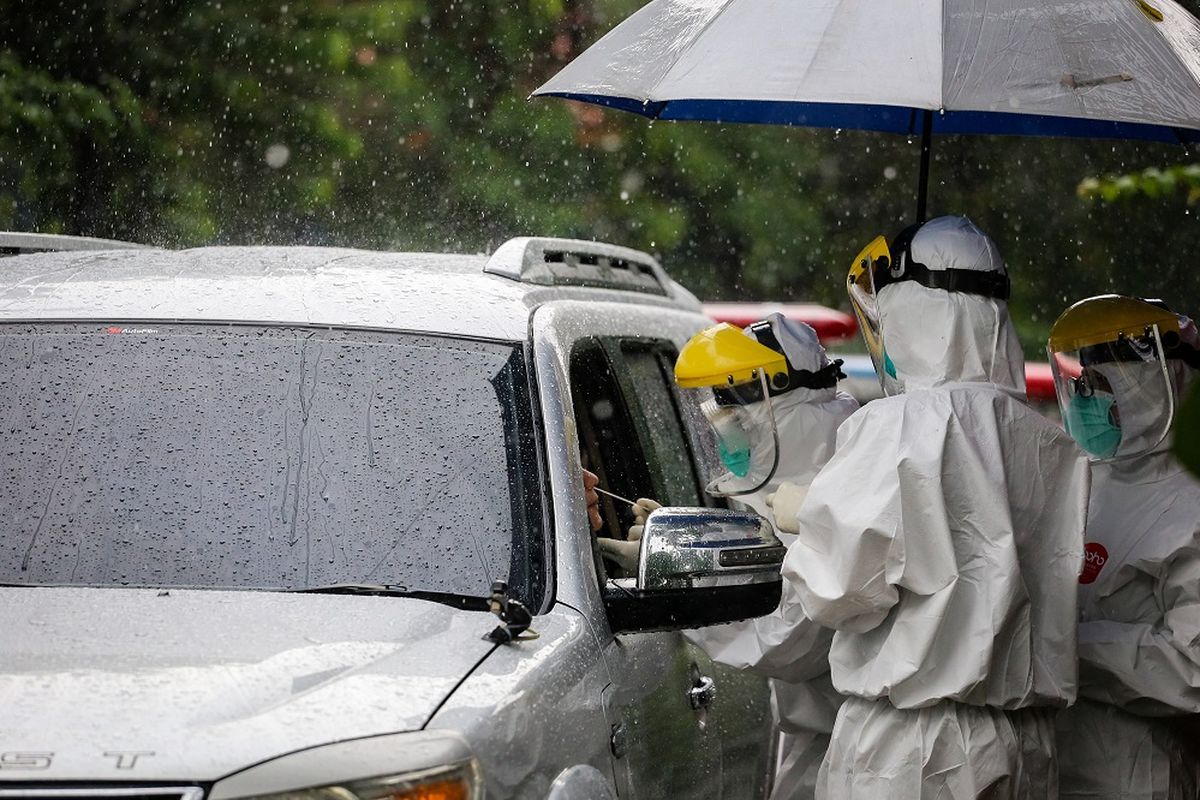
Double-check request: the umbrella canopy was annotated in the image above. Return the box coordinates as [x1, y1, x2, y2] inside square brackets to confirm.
[535, 0, 1200, 143]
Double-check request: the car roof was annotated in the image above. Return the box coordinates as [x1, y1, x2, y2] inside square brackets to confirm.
[0, 245, 700, 341]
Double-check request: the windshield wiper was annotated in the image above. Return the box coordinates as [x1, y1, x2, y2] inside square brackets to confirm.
[286, 583, 490, 612]
[0, 581, 489, 612]
[288, 582, 537, 645]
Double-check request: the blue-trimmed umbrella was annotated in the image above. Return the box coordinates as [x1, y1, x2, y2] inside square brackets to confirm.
[534, 0, 1200, 219]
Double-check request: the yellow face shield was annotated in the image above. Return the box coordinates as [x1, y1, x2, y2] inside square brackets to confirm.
[674, 323, 789, 390]
[1047, 295, 1183, 460]
[846, 235, 891, 383]
[675, 323, 784, 498]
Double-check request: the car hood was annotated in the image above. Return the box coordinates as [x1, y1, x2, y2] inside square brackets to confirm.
[0, 587, 497, 781]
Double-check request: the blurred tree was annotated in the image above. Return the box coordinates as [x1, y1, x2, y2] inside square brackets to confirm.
[1, 0, 1198, 355]
[1079, 163, 1200, 205]
[1175, 381, 1200, 477]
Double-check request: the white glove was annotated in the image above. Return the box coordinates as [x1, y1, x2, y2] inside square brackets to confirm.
[765, 482, 808, 534]
[627, 497, 661, 541]
[597, 537, 641, 573]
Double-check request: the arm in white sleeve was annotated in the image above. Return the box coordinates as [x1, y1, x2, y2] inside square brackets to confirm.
[694, 530, 833, 682]
[1078, 547, 1200, 715]
[784, 399, 959, 633]
[747, 578, 835, 681]
[783, 407, 899, 632]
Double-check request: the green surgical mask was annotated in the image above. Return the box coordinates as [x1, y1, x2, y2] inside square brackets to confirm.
[883, 349, 898, 379]
[1065, 393, 1122, 458]
[718, 439, 751, 477]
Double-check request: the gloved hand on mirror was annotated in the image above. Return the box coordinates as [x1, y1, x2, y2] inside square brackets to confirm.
[627, 497, 661, 541]
[765, 482, 808, 534]
[596, 537, 641, 574]
[596, 497, 660, 574]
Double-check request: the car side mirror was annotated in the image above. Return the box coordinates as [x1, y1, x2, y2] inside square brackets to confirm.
[603, 507, 784, 634]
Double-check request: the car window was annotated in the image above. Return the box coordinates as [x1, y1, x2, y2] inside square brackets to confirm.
[569, 337, 716, 580]
[0, 323, 544, 605]
[616, 343, 704, 507]
[570, 339, 653, 543]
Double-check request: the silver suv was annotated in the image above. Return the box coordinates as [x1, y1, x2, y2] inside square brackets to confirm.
[0, 236, 782, 799]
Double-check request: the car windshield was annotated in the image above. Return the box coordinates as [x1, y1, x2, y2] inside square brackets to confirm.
[0, 323, 544, 602]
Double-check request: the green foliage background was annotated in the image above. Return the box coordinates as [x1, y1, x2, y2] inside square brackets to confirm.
[2, 0, 1199, 353]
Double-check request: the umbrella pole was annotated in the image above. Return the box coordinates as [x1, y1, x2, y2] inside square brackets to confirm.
[917, 109, 933, 223]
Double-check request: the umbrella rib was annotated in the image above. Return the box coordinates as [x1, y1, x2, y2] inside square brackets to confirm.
[939, 0, 947, 114]
[641, 0, 742, 108]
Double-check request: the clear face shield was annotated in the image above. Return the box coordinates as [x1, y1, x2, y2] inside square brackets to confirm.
[675, 323, 787, 498]
[688, 370, 782, 498]
[1049, 323, 1175, 461]
[847, 235, 892, 386]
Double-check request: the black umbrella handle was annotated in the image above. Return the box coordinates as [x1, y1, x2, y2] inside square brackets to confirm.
[917, 109, 933, 223]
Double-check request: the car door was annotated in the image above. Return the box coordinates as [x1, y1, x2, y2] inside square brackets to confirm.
[566, 335, 718, 798]
[570, 334, 772, 799]
[531, 300, 773, 799]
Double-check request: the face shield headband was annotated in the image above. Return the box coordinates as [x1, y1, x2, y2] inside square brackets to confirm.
[711, 320, 846, 405]
[1091, 328, 1200, 371]
[875, 223, 1012, 301]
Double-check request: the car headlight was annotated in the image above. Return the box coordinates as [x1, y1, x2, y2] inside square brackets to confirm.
[245, 763, 482, 800]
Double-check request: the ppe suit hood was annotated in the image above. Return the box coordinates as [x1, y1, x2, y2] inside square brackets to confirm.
[735, 392, 859, 520]
[1103, 361, 1174, 459]
[747, 312, 840, 404]
[1103, 313, 1198, 462]
[735, 314, 858, 517]
[878, 217, 1025, 394]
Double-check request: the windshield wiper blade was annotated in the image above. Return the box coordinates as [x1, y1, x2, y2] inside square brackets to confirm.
[288, 582, 406, 595]
[287, 584, 490, 611]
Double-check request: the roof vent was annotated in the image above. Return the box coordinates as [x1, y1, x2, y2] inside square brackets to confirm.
[0, 231, 152, 256]
[484, 237, 669, 296]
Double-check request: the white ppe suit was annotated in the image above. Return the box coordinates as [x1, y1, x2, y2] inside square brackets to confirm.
[779, 217, 1090, 798]
[1056, 340, 1200, 799]
[688, 315, 859, 799]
